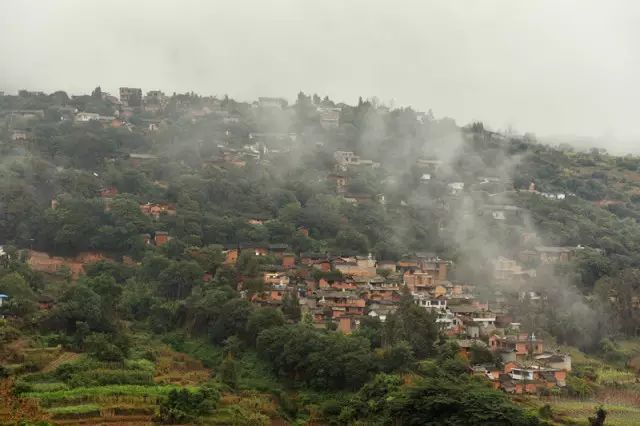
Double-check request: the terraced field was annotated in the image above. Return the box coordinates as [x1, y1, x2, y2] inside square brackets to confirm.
[1, 344, 209, 425]
[545, 400, 640, 426]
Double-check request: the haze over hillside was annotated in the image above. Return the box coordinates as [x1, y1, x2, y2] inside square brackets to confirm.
[2, 0, 640, 150]
[3, 2, 640, 425]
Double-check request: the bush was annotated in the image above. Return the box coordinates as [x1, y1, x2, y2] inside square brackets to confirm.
[85, 333, 129, 362]
[566, 376, 596, 398]
[539, 404, 553, 419]
[377, 341, 415, 373]
[0, 324, 20, 343]
[155, 387, 220, 424]
[124, 358, 156, 372]
[219, 355, 239, 389]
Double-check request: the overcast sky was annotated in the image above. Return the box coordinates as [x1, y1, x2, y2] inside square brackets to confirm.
[1, 1, 639, 149]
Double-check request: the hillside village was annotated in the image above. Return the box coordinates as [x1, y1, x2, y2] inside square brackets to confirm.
[2, 86, 640, 424]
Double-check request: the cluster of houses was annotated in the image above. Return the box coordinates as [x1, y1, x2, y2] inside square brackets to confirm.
[333, 151, 380, 170]
[468, 336, 571, 394]
[225, 247, 462, 334]
[218, 244, 571, 393]
[217, 242, 573, 395]
[1, 87, 172, 142]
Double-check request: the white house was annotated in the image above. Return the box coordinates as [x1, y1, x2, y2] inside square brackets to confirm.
[413, 294, 447, 310]
[75, 112, 100, 122]
[492, 210, 506, 220]
[448, 182, 465, 195]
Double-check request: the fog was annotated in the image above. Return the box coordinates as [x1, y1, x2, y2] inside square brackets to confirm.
[2, 0, 640, 150]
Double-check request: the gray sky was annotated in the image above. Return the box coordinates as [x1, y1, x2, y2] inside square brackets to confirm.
[2, 0, 639, 148]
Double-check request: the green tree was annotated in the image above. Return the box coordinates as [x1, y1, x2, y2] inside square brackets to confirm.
[387, 377, 540, 425]
[156, 387, 219, 424]
[219, 354, 239, 389]
[46, 284, 104, 334]
[588, 406, 607, 426]
[384, 293, 439, 357]
[281, 291, 301, 322]
[378, 341, 415, 373]
[158, 260, 204, 299]
[91, 86, 102, 99]
[246, 307, 285, 346]
[209, 299, 252, 344]
[0, 272, 37, 315]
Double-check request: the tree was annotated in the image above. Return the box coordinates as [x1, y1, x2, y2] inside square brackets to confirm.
[257, 325, 375, 390]
[256, 325, 323, 382]
[469, 343, 495, 365]
[588, 406, 607, 426]
[219, 354, 239, 389]
[0, 272, 37, 315]
[246, 307, 285, 346]
[209, 298, 252, 343]
[156, 387, 219, 424]
[91, 86, 102, 99]
[281, 291, 301, 322]
[185, 245, 225, 274]
[334, 228, 370, 253]
[157, 260, 204, 299]
[84, 332, 129, 362]
[384, 293, 439, 357]
[183, 286, 236, 335]
[46, 284, 104, 334]
[353, 316, 383, 348]
[378, 341, 415, 373]
[387, 377, 540, 425]
[84, 274, 122, 308]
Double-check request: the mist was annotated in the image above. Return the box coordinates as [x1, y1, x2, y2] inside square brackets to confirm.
[2, 0, 640, 150]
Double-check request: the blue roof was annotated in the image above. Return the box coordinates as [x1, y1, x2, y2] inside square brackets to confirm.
[0, 294, 8, 298]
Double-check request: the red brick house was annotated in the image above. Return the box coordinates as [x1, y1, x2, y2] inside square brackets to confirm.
[99, 186, 119, 198]
[282, 253, 296, 268]
[224, 249, 239, 264]
[490, 333, 544, 359]
[140, 202, 177, 219]
[403, 270, 434, 292]
[317, 291, 366, 317]
[154, 232, 169, 246]
[367, 286, 401, 302]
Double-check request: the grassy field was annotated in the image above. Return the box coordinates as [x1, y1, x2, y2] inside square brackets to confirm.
[22, 383, 195, 402]
[595, 367, 636, 385]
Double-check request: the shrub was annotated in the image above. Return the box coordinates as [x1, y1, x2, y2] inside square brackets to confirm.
[85, 333, 129, 362]
[155, 387, 220, 424]
[566, 376, 596, 398]
[0, 365, 8, 379]
[219, 355, 239, 389]
[124, 358, 156, 372]
[539, 404, 553, 419]
[0, 324, 20, 343]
